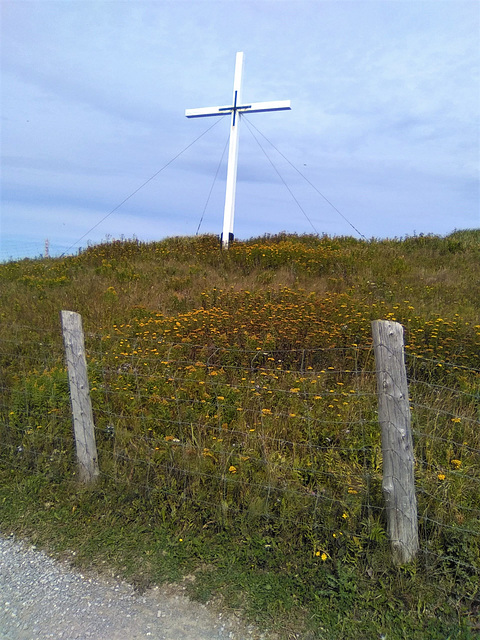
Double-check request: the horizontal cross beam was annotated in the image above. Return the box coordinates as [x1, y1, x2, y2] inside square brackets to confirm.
[185, 99, 291, 118]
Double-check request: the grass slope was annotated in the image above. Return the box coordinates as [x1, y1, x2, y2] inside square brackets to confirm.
[0, 231, 479, 639]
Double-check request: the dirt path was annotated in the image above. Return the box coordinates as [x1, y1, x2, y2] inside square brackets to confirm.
[0, 535, 273, 640]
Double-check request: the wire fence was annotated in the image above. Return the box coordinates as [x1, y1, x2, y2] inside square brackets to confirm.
[1, 320, 479, 599]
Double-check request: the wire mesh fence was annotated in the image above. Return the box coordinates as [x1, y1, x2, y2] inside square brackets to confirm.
[0, 325, 72, 476]
[1, 319, 478, 600]
[406, 353, 479, 590]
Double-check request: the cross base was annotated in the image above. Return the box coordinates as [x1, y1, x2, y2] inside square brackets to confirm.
[220, 232, 234, 249]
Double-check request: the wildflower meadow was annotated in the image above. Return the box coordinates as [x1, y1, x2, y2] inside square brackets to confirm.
[0, 231, 479, 639]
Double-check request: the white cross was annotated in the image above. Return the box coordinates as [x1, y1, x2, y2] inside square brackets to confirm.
[186, 52, 291, 248]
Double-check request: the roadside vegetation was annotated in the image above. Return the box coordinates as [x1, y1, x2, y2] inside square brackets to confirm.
[0, 230, 479, 639]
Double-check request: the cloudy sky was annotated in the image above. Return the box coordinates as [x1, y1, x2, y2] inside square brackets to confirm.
[1, 0, 479, 259]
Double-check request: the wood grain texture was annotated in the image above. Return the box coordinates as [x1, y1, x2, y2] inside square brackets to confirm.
[372, 320, 418, 565]
[61, 310, 99, 484]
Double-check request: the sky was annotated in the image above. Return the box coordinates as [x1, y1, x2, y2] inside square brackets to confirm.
[1, 0, 479, 260]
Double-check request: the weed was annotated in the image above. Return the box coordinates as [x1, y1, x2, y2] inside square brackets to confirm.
[0, 231, 479, 639]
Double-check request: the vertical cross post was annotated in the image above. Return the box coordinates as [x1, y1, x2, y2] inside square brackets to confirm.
[186, 52, 291, 249]
[222, 52, 244, 248]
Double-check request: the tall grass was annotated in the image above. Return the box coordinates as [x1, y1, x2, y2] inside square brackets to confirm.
[0, 231, 479, 639]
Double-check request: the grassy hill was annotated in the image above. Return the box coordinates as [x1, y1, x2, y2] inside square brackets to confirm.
[0, 231, 479, 639]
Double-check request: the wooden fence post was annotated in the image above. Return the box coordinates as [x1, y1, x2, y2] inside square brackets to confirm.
[371, 320, 418, 565]
[61, 310, 99, 484]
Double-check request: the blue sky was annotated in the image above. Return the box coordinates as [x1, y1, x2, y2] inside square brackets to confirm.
[1, 0, 479, 259]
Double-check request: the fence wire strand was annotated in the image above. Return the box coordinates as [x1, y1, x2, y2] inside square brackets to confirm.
[1, 325, 479, 596]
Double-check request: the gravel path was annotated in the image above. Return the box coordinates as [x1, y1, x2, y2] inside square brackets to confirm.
[0, 535, 272, 640]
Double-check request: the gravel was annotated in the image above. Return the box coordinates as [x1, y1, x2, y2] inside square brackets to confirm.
[0, 535, 273, 640]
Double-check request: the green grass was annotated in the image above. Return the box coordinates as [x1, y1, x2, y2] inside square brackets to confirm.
[0, 230, 479, 639]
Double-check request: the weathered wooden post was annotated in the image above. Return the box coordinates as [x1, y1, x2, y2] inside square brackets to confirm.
[61, 310, 99, 484]
[371, 320, 418, 565]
